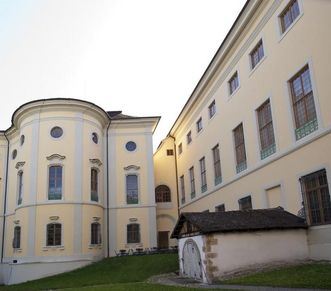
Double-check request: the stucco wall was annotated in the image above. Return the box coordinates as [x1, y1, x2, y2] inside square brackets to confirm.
[308, 224, 331, 260]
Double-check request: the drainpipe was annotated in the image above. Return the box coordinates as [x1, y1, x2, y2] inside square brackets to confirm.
[106, 120, 111, 257]
[169, 135, 180, 217]
[1, 133, 10, 263]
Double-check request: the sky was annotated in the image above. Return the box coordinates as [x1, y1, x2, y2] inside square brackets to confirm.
[0, 0, 246, 150]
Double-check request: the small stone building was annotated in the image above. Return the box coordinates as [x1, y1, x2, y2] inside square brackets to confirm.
[171, 208, 308, 283]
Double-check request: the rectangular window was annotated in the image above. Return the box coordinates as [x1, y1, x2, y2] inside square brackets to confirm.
[186, 131, 192, 144]
[48, 166, 62, 200]
[200, 157, 207, 193]
[280, 0, 300, 33]
[127, 224, 140, 244]
[47, 223, 61, 246]
[239, 196, 252, 210]
[126, 175, 138, 204]
[166, 149, 174, 156]
[13, 226, 21, 249]
[17, 171, 23, 205]
[233, 123, 247, 173]
[189, 167, 196, 199]
[300, 169, 331, 225]
[180, 175, 185, 204]
[208, 100, 216, 118]
[91, 169, 98, 202]
[178, 143, 183, 155]
[212, 144, 222, 185]
[257, 99, 276, 159]
[250, 40, 264, 69]
[229, 72, 239, 95]
[289, 65, 318, 140]
[215, 204, 225, 212]
[91, 223, 101, 245]
[196, 117, 203, 133]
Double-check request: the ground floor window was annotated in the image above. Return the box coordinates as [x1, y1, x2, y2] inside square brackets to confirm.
[91, 222, 101, 245]
[127, 223, 140, 244]
[13, 226, 21, 249]
[47, 223, 62, 246]
[300, 169, 331, 225]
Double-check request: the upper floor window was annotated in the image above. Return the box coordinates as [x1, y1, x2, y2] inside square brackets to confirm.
[180, 175, 185, 204]
[47, 223, 62, 246]
[212, 144, 222, 185]
[91, 168, 98, 202]
[178, 143, 183, 155]
[196, 117, 203, 133]
[12, 149, 17, 160]
[239, 195, 252, 210]
[208, 100, 216, 118]
[166, 149, 174, 156]
[229, 72, 239, 95]
[48, 166, 62, 200]
[233, 123, 247, 173]
[50, 126, 63, 138]
[186, 131, 192, 144]
[189, 167, 196, 199]
[127, 223, 140, 244]
[155, 185, 171, 203]
[289, 65, 318, 140]
[20, 135, 25, 146]
[300, 169, 331, 225]
[92, 132, 98, 144]
[250, 40, 264, 69]
[126, 141, 137, 152]
[17, 171, 23, 205]
[215, 204, 225, 212]
[91, 222, 102, 245]
[280, 0, 300, 33]
[257, 99, 276, 159]
[126, 174, 138, 204]
[13, 226, 21, 249]
[200, 157, 207, 193]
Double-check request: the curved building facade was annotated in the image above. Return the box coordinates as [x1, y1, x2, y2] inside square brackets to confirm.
[0, 98, 160, 284]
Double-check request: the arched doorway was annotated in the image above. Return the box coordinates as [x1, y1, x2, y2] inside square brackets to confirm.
[182, 239, 202, 280]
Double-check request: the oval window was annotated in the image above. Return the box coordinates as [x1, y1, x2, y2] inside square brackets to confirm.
[50, 127, 63, 138]
[125, 141, 137, 152]
[12, 149, 17, 160]
[92, 132, 98, 144]
[20, 135, 25, 146]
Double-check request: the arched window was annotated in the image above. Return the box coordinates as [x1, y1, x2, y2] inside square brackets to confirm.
[155, 185, 171, 203]
[47, 223, 62, 246]
[13, 226, 21, 249]
[91, 222, 101, 245]
[48, 166, 63, 200]
[17, 171, 23, 205]
[126, 175, 138, 204]
[127, 223, 140, 244]
[91, 168, 98, 202]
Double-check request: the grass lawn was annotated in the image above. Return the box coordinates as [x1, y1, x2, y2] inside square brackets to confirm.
[0, 254, 210, 291]
[222, 262, 331, 289]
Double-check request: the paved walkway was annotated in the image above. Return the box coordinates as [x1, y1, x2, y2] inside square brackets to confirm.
[148, 273, 328, 291]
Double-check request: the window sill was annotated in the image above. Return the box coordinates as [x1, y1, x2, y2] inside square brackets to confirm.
[43, 245, 65, 251]
[278, 12, 303, 43]
[125, 243, 143, 248]
[249, 55, 267, 77]
[13, 248, 22, 253]
[228, 85, 241, 101]
[88, 244, 102, 249]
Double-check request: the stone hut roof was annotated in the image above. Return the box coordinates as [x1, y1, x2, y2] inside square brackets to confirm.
[171, 207, 307, 239]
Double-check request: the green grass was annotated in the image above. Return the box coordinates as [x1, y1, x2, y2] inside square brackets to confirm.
[0, 254, 183, 291]
[222, 262, 331, 289]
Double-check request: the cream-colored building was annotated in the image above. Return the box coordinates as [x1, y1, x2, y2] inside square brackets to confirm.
[1, 0, 331, 286]
[0, 98, 160, 284]
[154, 0, 331, 266]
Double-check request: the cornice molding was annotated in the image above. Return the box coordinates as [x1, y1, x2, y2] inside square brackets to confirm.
[89, 159, 102, 167]
[15, 161, 26, 170]
[46, 154, 66, 161]
[124, 165, 140, 171]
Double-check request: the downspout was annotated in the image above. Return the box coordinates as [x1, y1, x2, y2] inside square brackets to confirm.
[169, 135, 180, 217]
[1, 133, 10, 263]
[106, 120, 111, 257]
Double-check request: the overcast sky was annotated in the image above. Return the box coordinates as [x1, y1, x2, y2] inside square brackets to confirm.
[0, 0, 246, 149]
